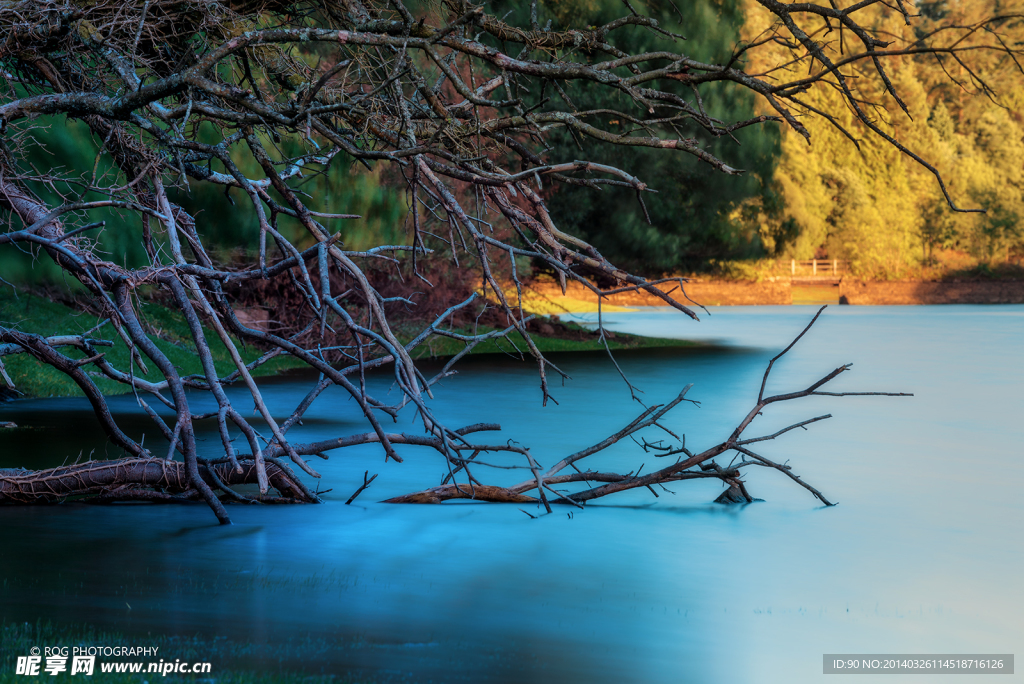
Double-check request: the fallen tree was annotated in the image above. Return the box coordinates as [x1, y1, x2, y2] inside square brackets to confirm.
[0, 0, 1003, 521]
[0, 457, 314, 504]
[0, 307, 911, 509]
[384, 307, 912, 508]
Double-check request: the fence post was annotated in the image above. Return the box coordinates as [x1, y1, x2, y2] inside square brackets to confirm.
[813, 260, 817, 275]
[833, 258, 837, 274]
[791, 258, 795, 275]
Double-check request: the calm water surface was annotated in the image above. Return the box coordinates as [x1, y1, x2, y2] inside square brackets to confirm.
[0, 305, 1021, 683]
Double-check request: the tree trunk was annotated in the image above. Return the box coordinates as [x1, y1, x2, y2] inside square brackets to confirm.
[0, 458, 318, 505]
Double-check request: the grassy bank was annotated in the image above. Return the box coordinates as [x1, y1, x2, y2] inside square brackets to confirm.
[403, 320, 694, 360]
[1, 289, 694, 400]
[0, 290, 305, 399]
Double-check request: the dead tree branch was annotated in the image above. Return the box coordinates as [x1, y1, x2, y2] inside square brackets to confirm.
[0, 0, 956, 521]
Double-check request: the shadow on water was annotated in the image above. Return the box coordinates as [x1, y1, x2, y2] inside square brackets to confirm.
[162, 523, 269, 540]
[585, 502, 761, 515]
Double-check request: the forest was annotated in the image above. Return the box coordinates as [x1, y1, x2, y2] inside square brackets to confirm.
[3, 0, 1021, 289]
[749, 0, 1024, 277]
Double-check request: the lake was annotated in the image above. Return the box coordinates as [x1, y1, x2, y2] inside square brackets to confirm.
[1, 305, 1021, 683]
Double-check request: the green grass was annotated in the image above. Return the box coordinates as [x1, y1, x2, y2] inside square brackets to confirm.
[1, 289, 695, 399]
[0, 621, 371, 683]
[0, 289, 303, 399]
[403, 322, 697, 360]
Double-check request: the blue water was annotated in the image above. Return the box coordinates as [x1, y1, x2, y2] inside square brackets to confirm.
[1, 305, 1021, 683]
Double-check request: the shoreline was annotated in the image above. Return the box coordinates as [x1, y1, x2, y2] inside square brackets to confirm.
[0, 285, 698, 400]
[524, 277, 1024, 307]
[6, 279, 1019, 401]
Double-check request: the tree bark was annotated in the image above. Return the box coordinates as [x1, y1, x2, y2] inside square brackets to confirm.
[0, 458, 317, 505]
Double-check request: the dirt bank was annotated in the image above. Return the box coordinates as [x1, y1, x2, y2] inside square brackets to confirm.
[838, 279, 1024, 304]
[525, 277, 1024, 308]
[527, 278, 792, 308]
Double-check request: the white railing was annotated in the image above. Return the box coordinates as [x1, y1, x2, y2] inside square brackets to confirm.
[790, 259, 848, 276]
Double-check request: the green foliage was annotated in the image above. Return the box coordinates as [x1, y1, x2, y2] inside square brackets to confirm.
[168, 126, 409, 259]
[8, 1, 1019, 286]
[703, 257, 791, 281]
[487, 0, 781, 274]
[2, 117, 150, 285]
[3, 117, 409, 285]
[746, 1, 1024, 276]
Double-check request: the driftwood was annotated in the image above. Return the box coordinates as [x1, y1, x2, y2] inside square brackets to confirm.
[385, 307, 911, 508]
[0, 458, 316, 505]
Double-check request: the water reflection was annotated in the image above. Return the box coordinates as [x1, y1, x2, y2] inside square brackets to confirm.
[1, 306, 1021, 683]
